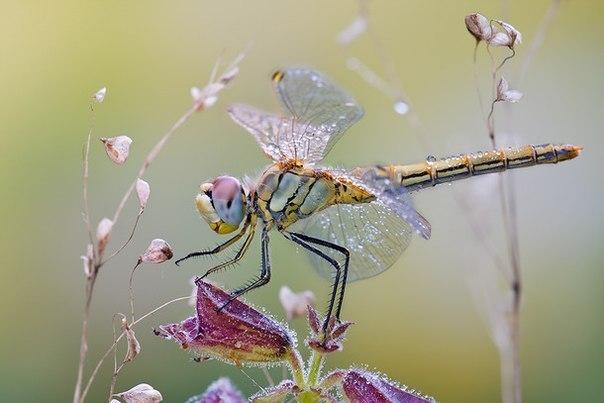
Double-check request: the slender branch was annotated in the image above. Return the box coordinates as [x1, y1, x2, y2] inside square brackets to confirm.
[74, 100, 100, 403]
[128, 261, 142, 323]
[109, 105, 197, 232]
[518, 0, 562, 84]
[101, 210, 143, 266]
[80, 296, 190, 401]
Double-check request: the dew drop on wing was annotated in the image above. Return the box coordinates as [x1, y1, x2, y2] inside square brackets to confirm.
[393, 100, 410, 115]
[426, 155, 437, 163]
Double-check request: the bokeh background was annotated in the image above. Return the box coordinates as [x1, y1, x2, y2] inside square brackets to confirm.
[1, 1, 602, 402]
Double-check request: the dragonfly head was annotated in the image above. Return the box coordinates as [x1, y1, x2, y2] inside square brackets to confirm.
[196, 176, 246, 234]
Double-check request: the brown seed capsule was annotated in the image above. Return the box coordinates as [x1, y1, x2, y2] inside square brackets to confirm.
[464, 13, 492, 42]
[139, 239, 173, 264]
[114, 383, 162, 403]
[100, 135, 132, 165]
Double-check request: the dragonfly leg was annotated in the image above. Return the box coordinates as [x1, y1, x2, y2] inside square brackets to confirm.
[197, 228, 255, 280]
[287, 232, 347, 333]
[218, 227, 271, 310]
[175, 219, 250, 266]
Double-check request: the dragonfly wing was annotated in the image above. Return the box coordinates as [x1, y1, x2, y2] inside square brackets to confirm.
[227, 103, 293, 161]
[272, 67, 364, 163]
[293, 201, 414, 282]
[357, 169, 432, 239]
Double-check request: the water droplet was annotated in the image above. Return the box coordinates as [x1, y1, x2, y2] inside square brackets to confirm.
[393, 100, 409, 115]
[426, 155, 437, 163]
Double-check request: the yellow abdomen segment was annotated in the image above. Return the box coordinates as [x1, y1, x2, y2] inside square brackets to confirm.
[361, 143, 582, 191]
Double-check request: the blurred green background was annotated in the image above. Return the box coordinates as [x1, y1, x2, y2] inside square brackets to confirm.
[1, 1, 602, 402]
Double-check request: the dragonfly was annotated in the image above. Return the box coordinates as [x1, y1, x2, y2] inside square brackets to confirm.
[176, 67, 582, 330]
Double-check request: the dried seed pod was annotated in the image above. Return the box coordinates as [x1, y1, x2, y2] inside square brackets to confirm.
[100, 135, 132, 165]
[139, 239, 173, 264]
[279, 286, 315, 320]
[136, 179, 150, 210]
[93, 87, 107, 103]
[464, 13, 492, 42]
[114, 383, 162, 403]
[96, 218, 113, 255]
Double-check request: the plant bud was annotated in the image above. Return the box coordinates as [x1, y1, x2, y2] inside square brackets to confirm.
[139, 239, 173, 264]
[464, 13, 492, 42]
[114, 383, 162, 403]
[93, 87, 107, 103]
[496, 77, 523, 103]
[185, 378, 245, 403]
[279, 286, 315, 320]
[341, 369, 435, 403]
[96, 218, 113, 255]
[136, 179, 150, 210]
[155, 279, 295, 366]
[100, 135, 132, 165]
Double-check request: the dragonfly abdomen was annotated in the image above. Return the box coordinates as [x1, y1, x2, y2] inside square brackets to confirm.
[365, 143, 582, 192]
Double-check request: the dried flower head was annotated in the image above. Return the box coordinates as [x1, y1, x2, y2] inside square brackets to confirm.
[136, 179, 150, 210]
[496, 77, 523, 103]
[100, 135, 132, 165]
[96, 217, 113, 255]
[279, 286, 316, 320]
[114, 383, 163, 403]
[185, 377, 246, 403]
[121, 318, 141, 362]
[464, 13, 492, 42]
[139, 239, 173, 264]
[93, 87, 107, 103]
[155, 279, 295, 365]
[340, 369, 435, 403]
[489, 20, 522, 49]
[306, 305, 353, 354]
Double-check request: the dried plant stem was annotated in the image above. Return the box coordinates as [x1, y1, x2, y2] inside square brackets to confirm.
[486, 37, 523, 403]
[518, 0, 562, 84]
[74, 104, 197, 403]
[111, 105, 197, 226]
[101, 210, 143, 266]
[80, 296, 190, 401]
[128, 261, 142, 323]
[74, 102, 99, 403]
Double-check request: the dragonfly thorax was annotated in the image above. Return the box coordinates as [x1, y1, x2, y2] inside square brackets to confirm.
[252, 162, 375, 231]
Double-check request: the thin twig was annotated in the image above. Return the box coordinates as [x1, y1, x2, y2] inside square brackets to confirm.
[518, 0, 562, 84]
[129, 261, 142, 323]
[109, 105, 197, 232]
[101, 210, 143, 266]
[74, 101, 100, 403]
[80, 296, 190, 401]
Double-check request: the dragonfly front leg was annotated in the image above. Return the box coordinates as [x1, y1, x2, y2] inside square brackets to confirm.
[218, 227, 272, 310]
[198, 229, 255, 279]
[286, 232, 349, 333]
[175, 219, 250, 266]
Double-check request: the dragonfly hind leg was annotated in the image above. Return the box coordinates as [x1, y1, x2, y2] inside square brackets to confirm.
[287, 231, 349, 333]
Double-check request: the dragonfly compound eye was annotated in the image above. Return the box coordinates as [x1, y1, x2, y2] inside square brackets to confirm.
[195, 176, 245, 234]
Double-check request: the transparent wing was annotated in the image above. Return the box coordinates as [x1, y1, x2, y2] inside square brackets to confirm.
[272, 67, 364, 163]
[227, 68, 363, 164]
[227, 103, 295, 161]
[294, 201, 413, 282]
[291, 171, 430, 282]
[359, 170, 432, 240]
